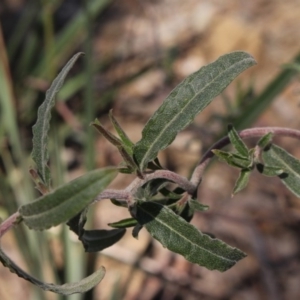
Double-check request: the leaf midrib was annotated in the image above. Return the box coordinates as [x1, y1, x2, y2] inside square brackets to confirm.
[139, 204, 236, 263]
[39, 82, 59, 178]
[271, 147, 300, 179]
[138, 58, 251, 169]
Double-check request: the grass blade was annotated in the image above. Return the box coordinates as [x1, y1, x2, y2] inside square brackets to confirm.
[233, 52, 300, 129]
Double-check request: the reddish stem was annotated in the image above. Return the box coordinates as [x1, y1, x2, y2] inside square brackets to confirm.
[190, 127, 300, 187]
[0, 212, 21, 238]
[2, 127, 300, 236]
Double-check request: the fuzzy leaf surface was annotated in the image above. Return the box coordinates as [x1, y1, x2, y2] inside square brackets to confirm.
[92, 120, 137, 171]
[19, 168, 117, 230]
[134, 52, 256, 170]
[212, 150, 251, 169]
[228, 124, 249, 157]
[0, 247, 105, 295]
[262, 144, 300, 197]
[189, 199, 209, 211]
[257, 133, 273, 149]
[31, 53, 83, 186]
[232, 169, 251, 195]
[109, 110, 134, 155]
[132, 201, 246, 271]
[256, 163, 284, 177]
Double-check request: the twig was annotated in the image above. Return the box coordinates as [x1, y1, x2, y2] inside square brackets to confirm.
[0, 212, 21, 238]
[190, 127, 300, 187]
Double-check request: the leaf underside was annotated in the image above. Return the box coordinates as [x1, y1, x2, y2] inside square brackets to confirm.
[31, 52, 83, 186]
[67, 210, 126, 252]
[262, 144, 300, 197]
[134, 51, 256, 170]
[132, 201, 246, 271]
[0, 247, 105, 295]
[19, 168, 117, 230]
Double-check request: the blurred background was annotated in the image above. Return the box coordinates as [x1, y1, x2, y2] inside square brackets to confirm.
[1, 0, 300, 299]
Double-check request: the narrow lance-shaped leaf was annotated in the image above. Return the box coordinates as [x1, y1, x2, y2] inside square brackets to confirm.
[108, 218, 138, 228]
[67, 209, 126, 252]
[91, 120, 138, 172]
[257, 132, 273, 149]
[19, 168, 117, 230]
[109, 110, 134, 155]
[176, 198, 209, 223]
[232, 169, 251, 196]
[131, 201, 246, 271]
[227, 124, 249, 157]
[212, 149, 252, 169]
[31, 52, 83, 186]
[134, 52, 256, 170]
[262, 144, 300, 197]
[80, 229, 126, 252]
[0, 247, 105, 295]
[189, 199, 209, 211]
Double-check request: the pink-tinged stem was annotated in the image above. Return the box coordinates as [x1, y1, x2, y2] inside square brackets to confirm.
[0, 212, 21, 238]
[125, 169, 196, 196]
[190, 127, 300, 187]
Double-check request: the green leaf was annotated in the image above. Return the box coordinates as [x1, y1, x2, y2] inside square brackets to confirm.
[92, 120, 138, 172]
[212, 150, 252, 169]
[232, 169, 251, 195]
[257, 133, 273, 149]
[233, 53, 300, 129]
[131, 201, 246, 271]
[227, 124, 249, 157]
[176, 201, 194, 223]
[110, 199, 127, 207]
[256, 163, 285, 176]
[189, 199, 209, 211]
[80, 229, 126, 252]
[133, 52, 256, 170]
[19, 168, 117, 230]
[0, 247, 105, 295]
[108, 218, 138, 228]
[262, 144, 300, 197]
[176, 199, 209, 223]
[109, 110, 134, 155]
[31, 52, 83, 186]
[29, 0, 111, 79]
[282, 63, 300, 73]
[160, 187, 184, 200]
[147, 158, 164, 170]
[67, 209, 126, 251]
[67, 209, 88, 237]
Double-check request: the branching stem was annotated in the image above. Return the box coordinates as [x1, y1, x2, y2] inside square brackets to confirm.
[2, 127, 300, 237]
[191, 127, 300, 187]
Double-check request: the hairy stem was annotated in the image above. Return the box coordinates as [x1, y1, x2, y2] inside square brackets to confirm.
[125, 169, 196, 196]
[0, 212, 21, 238]
[3, 127, 300, 236]
[191, 127, 300, 187]
[94, 170, 196, 207]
